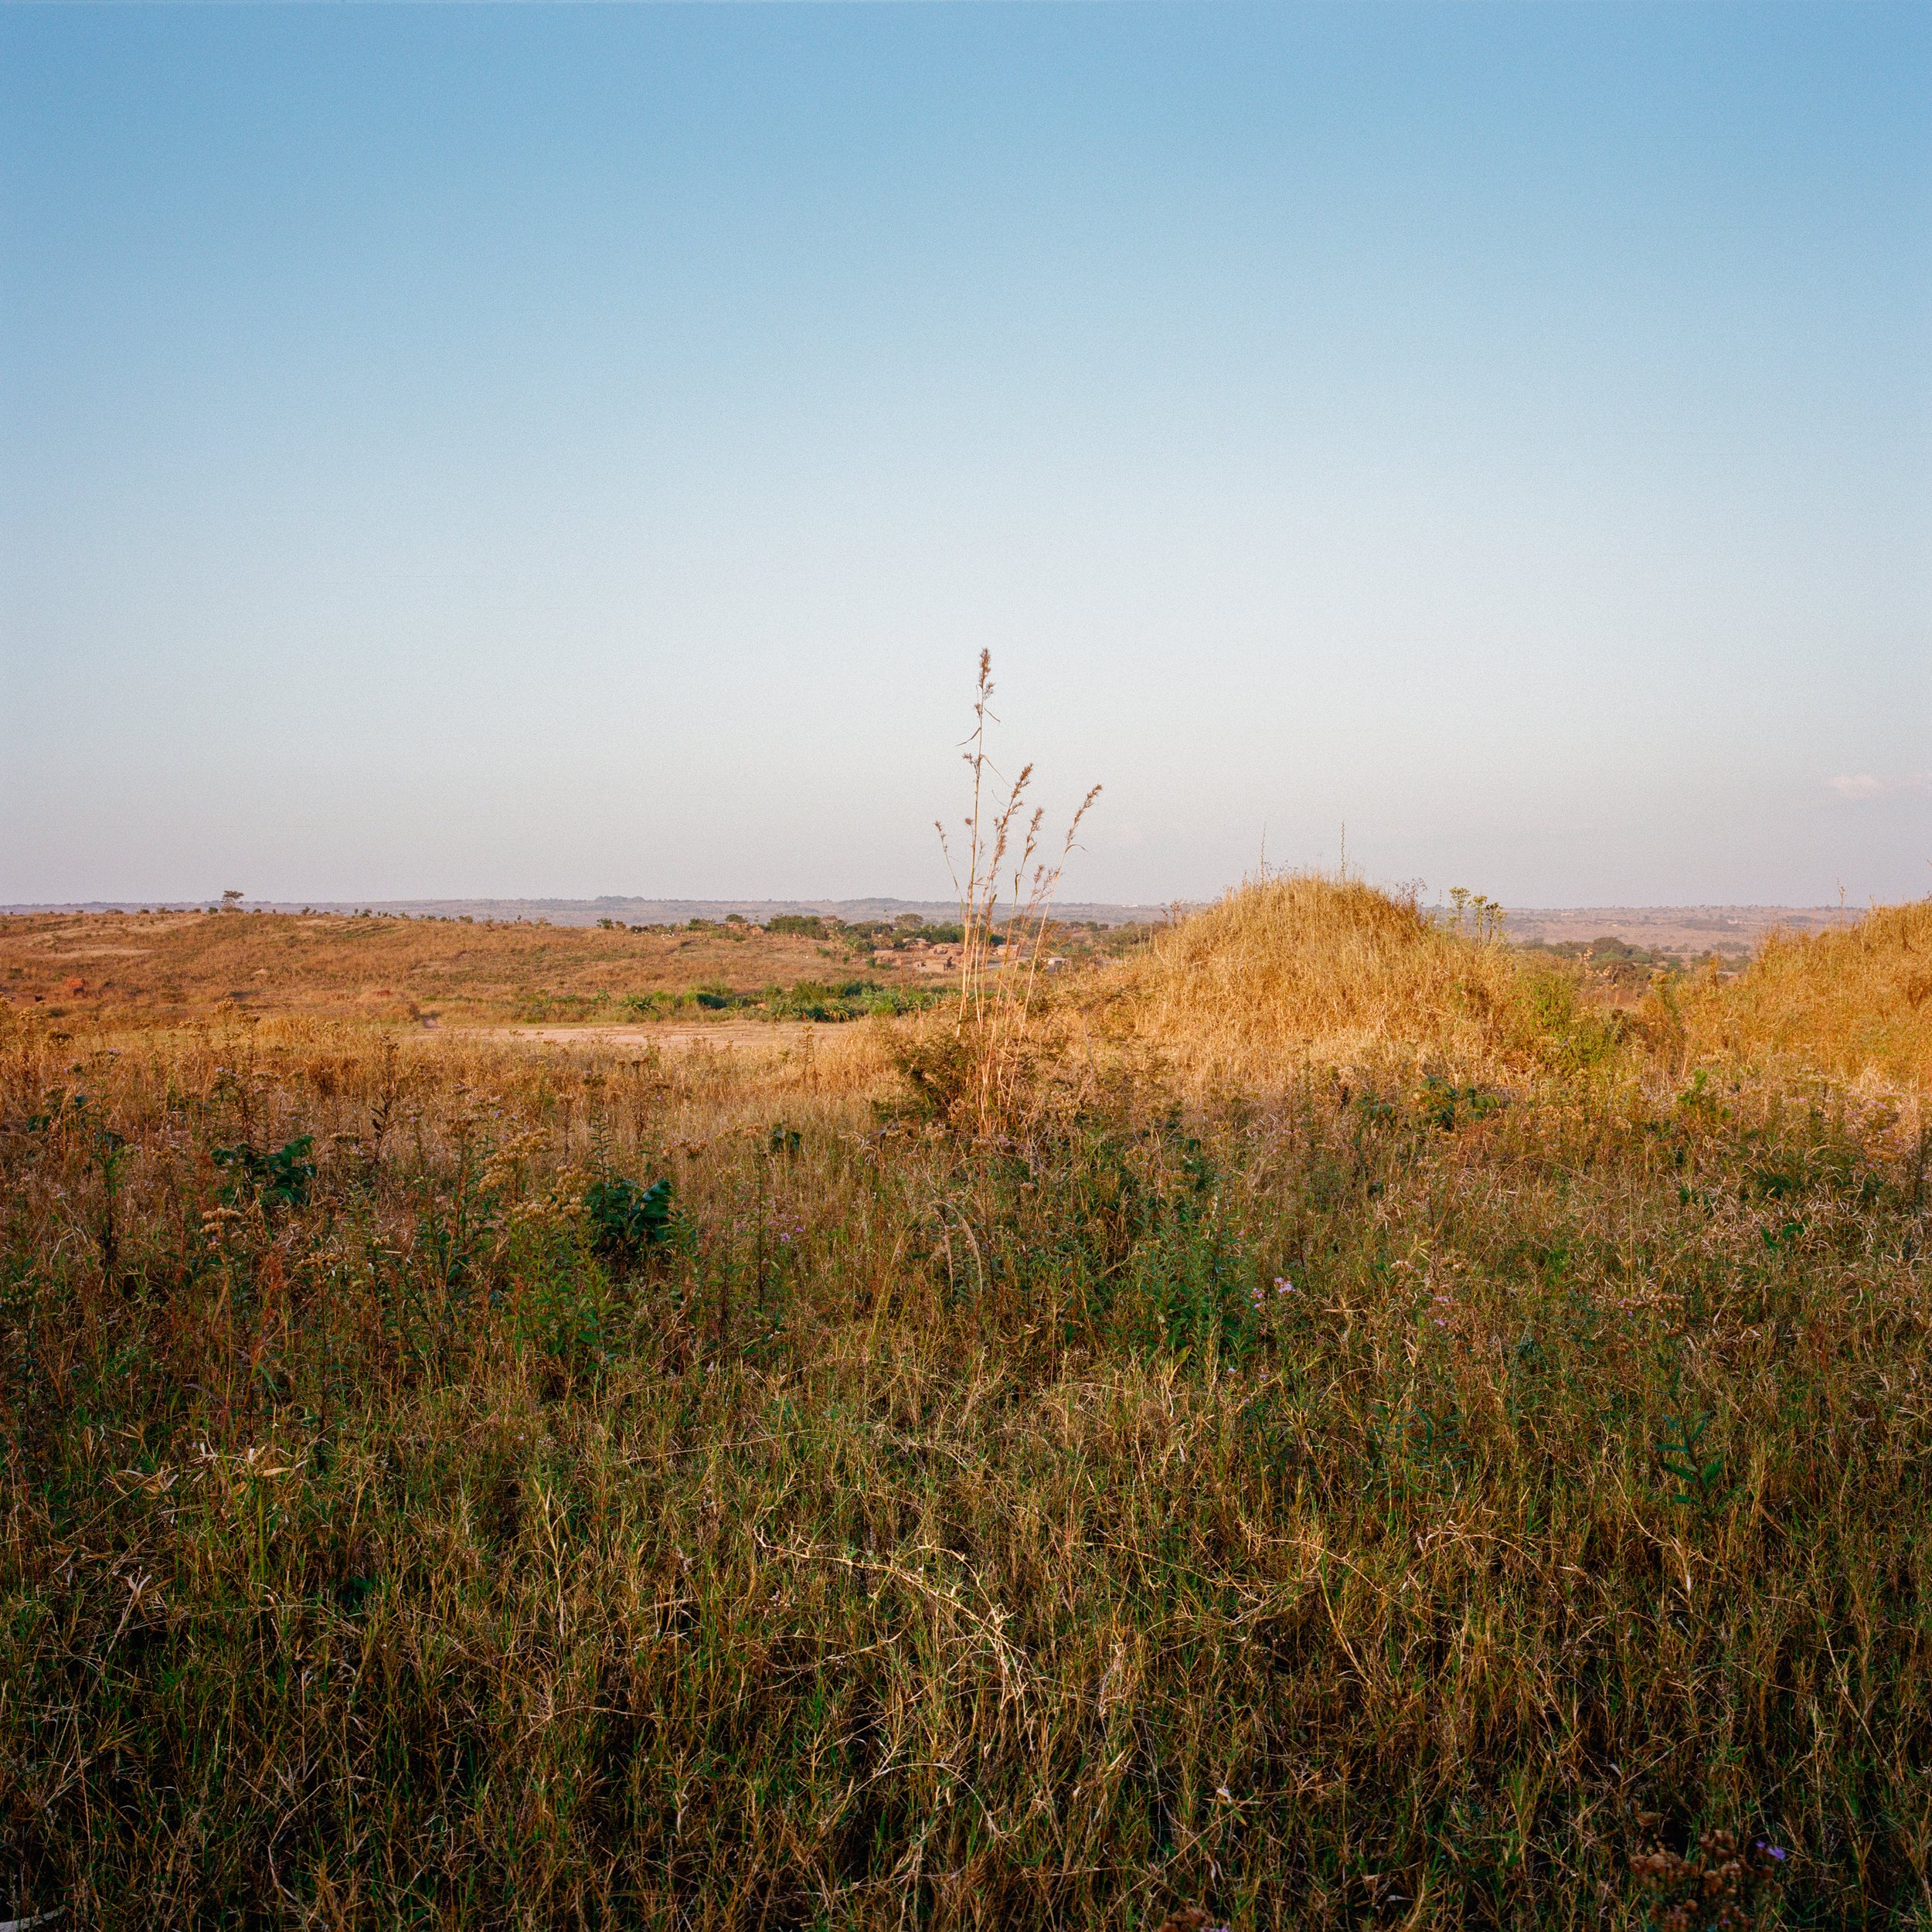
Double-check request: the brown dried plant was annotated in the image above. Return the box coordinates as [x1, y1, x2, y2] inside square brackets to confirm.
[930, 651, 1100, 1137]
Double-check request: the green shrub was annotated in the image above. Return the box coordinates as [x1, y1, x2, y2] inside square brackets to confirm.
[210, 1134, 315, 1208]
[580, 1172, 675, 1264]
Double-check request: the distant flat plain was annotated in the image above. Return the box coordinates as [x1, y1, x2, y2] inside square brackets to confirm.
[1502, 904, 1860, 955]
[2, 896, 1864, 957]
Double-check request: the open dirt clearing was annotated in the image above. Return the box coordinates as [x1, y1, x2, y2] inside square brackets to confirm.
[456, 1021, 827, 1053]
[0, 911, 912, 1025]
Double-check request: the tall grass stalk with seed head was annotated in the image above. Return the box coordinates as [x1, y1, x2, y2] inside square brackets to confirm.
[935, 651, 1099, 1138]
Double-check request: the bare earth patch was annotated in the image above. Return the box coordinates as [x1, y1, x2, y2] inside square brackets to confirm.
[461, 1021, 825, 1052]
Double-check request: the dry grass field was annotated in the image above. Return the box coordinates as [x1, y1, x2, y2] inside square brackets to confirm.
[2, 879, 1928, 1929]
[0, 911, 905, 1027]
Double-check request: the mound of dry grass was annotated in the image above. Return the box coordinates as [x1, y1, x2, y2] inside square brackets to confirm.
[1685, 899, 1932, 1092]
[1107, 876, 1932, 1103]
[1111, 871, 1528, 1082]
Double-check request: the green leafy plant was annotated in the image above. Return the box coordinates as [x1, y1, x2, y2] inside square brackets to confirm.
[581, 1172, 675, 1264]
[1656, 1407, 1738, 1522]
[1419, 1073, 1506, 1131]
[211, 1134, 315, 1209]
[764, 978, 936, 1022]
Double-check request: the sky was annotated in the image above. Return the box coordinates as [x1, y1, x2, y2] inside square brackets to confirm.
[2, 4, 1927, 910]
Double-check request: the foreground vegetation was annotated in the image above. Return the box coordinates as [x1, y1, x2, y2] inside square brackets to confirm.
[2, 881, 1928, 1928]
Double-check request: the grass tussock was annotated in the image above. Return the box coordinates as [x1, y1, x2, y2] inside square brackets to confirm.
[1114, 871, 1531, 1084]
[1679, 899, 1932, 1091]
[1114, 873, 1932, 1104]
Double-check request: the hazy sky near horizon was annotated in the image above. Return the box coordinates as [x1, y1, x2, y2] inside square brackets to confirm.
[3, 5, 1928, 910]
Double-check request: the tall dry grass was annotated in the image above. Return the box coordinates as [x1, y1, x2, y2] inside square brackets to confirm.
[1679, 899, 1932, 1093]
[7, 834, 1932, 1924]
[923, 651, 1099, 1138]
[1114, 872, 1932, 1104]
[4, 998, 1929, 1927]
[1112, 869, 1529, 1087]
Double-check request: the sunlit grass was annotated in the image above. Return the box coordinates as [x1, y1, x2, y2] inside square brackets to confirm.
[3, 876, 1928, 1926]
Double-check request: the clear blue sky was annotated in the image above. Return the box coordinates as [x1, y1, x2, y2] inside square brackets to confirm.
[3, 3, 1927, 908]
